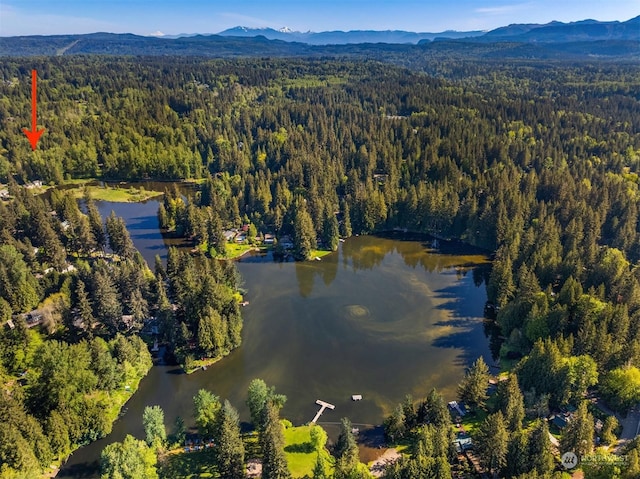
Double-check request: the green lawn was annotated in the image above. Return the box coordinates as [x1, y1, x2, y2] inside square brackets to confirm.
[224, 243, 256, 259]
[158, 425, 333, 479]
[185, 356, 224, 374]
[458, 409, 489, 436]
[283, 425, 334, 478]
[310, 249, 334, 259]
[71, 184, 163, 202]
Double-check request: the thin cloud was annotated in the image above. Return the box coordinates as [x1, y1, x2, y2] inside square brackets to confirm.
[475, 2, 534, 15]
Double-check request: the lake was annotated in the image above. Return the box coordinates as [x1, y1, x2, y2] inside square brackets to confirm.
[59, 198, 494, 478]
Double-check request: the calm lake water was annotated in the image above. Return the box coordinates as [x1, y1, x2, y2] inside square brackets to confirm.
[59, 198, 494, 478]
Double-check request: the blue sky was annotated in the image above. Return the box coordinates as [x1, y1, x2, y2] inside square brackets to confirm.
[0, 0, 638, 36]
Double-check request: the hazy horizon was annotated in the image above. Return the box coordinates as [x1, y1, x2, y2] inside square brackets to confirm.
[0, 0, 637, 37]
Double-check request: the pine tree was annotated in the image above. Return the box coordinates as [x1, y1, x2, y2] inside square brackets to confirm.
[498, 374, 525, 432]
[321, 208, 339, 251]
[173, 416, 186, 447]
[560, 401, 594, 459]
[432, 455, 452, 479]
[260, 401, 290, 479]
[75, 278, 95, 334]
[214, 400, 245, 479]
[93, 269, 123, 333]
[72, 214, 97, 255]
[154, 255, 166, 280]
[383, 404, 406, 442]
[292, 201, 317, 261]
[207, 210, 227, 257]
[528, 419, 554, 475]
[106, 211, 134, 259]
[312, 453, 328, 479]
[457, 356, 490, 411]
[334, 418, 360, 479]
[422, 388, 451, 428]
[487, 248, 515, 307]
[340, 200, 352, 238]
[128, 288, 149, 325]
[401, 394, 417, 430]
[504, 430, 529, 477]
[475, 411, 508, 476]
[85, 197, 106, 250]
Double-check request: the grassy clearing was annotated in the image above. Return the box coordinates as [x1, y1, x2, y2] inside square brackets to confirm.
[183, 178, 208, 185]
[185, 356, 224, 375]
[71, 184, 163, 202]
[224, 243, 256, 259]
[283, 425, 334, 478]
[458, 409, 489, 436]
[62, 178, 96, 185]
[310, 249, 334, 259]
[158, 426, 334, 479]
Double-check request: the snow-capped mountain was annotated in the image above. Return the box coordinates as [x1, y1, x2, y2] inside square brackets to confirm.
[217, 26, 485, 44]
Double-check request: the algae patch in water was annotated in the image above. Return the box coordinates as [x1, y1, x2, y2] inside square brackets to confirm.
[345, 304, 370, 318]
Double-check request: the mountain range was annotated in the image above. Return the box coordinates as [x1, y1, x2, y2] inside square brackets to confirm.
[215, 16, 640, 44]
[214, 26, 486, 44]
[0, 16, 637, 58]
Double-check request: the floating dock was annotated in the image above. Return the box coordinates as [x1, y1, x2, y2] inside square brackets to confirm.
[311, 399, 335, 423]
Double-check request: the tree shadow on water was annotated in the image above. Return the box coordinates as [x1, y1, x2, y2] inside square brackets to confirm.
[430, 284, 499, 369]
[357, 426, 386, 448]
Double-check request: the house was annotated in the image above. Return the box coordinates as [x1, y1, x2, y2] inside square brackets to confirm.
[454, 434, 473, 453]
[448, 401, 467, 417]
[24, 180, 43, 189]
[60, 263, 76, 274]
[373, 173, 388, 183]
[551, 414, 571, 429]
[121, 315, 135, 329]
[279, 235, 294, 249]
[223, 230, 236, 242]
[595, 418, 603, 433]
[263, 233, 275, 244]
[235, 233, 247, 243]
[22, 309, 45, 328]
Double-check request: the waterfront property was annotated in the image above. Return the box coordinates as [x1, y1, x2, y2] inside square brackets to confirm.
[312, 400, 336, 423]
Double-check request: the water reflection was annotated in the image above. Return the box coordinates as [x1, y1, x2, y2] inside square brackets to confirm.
[294, 233, 490, 298]
[58, 207, 495, 478]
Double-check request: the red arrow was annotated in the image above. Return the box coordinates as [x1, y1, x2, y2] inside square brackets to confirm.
[23, 69, 45, 150]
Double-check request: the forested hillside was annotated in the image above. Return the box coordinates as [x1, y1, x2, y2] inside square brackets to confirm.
[0, 181, 245, 477]
[1, 56, 640, 477]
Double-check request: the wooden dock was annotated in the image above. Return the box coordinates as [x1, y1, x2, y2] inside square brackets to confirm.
[311, 400, 335, 423]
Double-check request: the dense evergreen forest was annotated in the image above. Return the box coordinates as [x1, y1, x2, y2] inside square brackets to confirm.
[0, 182, 244, 478]
[1, 55, 640, 477]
